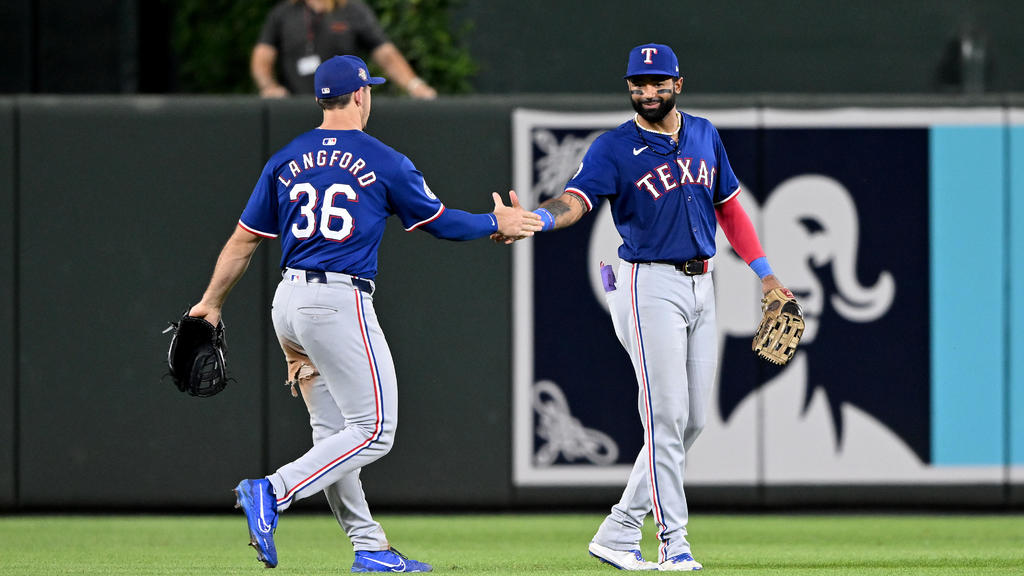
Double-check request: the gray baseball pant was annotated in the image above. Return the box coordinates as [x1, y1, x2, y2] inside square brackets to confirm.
[266, 269, 394, 551]
[593, 261, 717, 562]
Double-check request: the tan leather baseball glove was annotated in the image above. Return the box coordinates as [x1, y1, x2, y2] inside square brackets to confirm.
[752, 287, 805, 365]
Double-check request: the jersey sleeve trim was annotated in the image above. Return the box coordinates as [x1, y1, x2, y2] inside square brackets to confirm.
[238, 220, 278, 239]
[404, 204, 446, 232]
[565, 188, 593, 212]
[714, 185, 742, 206]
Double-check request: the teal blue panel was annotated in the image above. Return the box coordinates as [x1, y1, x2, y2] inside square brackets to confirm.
[1011, 125, 1024, 466]
[930, 126, 1005, 465]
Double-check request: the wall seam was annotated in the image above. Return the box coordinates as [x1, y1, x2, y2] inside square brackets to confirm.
[12, 100, 21, 508]
[260, 102, 271, 475]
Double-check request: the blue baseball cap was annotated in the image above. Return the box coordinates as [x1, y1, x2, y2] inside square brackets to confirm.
[624, 43, 680, 78]
[314, 55, 386, 98]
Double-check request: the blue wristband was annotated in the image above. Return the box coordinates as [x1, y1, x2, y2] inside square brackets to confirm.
[749, 256, 774, 279]
[533, 208, 555, 231]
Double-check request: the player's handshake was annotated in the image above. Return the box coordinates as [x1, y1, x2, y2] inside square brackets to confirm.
[491, 190, 543, 244]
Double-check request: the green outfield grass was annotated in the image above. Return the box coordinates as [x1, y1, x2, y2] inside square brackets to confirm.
[0, 513, 1022, 575]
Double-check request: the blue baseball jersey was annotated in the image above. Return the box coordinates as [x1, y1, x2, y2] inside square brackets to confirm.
[239, 128, 445, 279]
[565, 111, 741, 263]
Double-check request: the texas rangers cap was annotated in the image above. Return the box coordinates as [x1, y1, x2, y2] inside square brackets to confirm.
[624, 43, 680, 78]
[314, 55, 386, 98]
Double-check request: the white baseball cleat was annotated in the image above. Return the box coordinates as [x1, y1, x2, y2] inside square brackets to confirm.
[658, 552, 703, 571]
[588, 541, 659, 571]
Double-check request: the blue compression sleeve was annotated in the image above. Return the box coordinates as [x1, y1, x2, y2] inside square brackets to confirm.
[749, 256, 774, 279]
[419, 207, 498, 241]
[533, 208, 555, 231]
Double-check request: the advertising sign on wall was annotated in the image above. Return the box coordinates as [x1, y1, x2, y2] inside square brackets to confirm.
[512, 107, 1014, 487]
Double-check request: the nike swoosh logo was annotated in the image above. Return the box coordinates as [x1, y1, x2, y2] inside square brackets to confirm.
[633, 146, 648, 156]
[257, 490, 272, 533]
[364, 557, 406, 570]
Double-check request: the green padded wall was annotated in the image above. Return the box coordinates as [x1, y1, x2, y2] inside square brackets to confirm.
[16, 97, 268, 507]
[0, 99, 15, 506]
[4, 95, 1022, 511]
[260, 98, 519, 507]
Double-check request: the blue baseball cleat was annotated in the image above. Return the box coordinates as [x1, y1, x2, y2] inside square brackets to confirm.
[234, 479, 279, 568]
[588, 541, 659, 570]
[351, 547, 432, 572]
[659, 552, 703, 571]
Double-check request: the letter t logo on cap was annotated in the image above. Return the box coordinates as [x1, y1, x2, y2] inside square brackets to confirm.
[641, 47, 658, 64]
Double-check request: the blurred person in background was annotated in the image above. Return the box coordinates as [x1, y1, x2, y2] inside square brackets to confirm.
[252, 0, 437, 99]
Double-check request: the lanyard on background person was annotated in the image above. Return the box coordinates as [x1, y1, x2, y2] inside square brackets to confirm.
[298, 6, 322, 76]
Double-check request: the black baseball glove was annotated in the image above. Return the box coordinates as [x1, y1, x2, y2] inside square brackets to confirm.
[165, 312, 228, 397]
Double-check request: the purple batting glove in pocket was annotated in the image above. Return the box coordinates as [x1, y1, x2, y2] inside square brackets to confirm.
[600, 262, 616, 292]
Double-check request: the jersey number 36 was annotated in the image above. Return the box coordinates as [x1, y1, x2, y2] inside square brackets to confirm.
[290, 182, 356, 242]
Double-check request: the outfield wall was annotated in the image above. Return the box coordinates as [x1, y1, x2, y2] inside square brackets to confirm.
[0, 94, 1022, 511]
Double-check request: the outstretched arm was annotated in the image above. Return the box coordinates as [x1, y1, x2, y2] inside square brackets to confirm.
[537, 192, 588, 229]
[188, 226, 263, 326]
[420, 190, 542, 241]
[492, 191, 588, 244]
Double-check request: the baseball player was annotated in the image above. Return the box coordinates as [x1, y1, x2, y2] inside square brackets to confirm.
[505, 44, 792, 571]
[187, 55, 541, 571]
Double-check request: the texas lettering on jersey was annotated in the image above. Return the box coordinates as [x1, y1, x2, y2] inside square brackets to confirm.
[635, 157, 717, 200]
[565, 111, 740, 264]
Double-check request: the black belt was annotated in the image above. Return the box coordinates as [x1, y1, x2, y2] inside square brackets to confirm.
[652, 258, 711, 276]
[294, 270, 373, 294]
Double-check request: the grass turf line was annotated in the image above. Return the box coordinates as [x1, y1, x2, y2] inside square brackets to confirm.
[1, 513, 1022, 575]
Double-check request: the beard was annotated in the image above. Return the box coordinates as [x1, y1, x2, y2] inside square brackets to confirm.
[631, 93, 677, 123]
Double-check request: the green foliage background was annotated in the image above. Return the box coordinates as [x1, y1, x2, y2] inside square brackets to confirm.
[169, 0, 476, 94]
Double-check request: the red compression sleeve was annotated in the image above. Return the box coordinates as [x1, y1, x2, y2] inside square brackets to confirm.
[714, 194, 766, 264]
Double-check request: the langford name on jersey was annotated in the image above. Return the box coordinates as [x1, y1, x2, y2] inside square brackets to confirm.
[276, 146, 378, 189]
